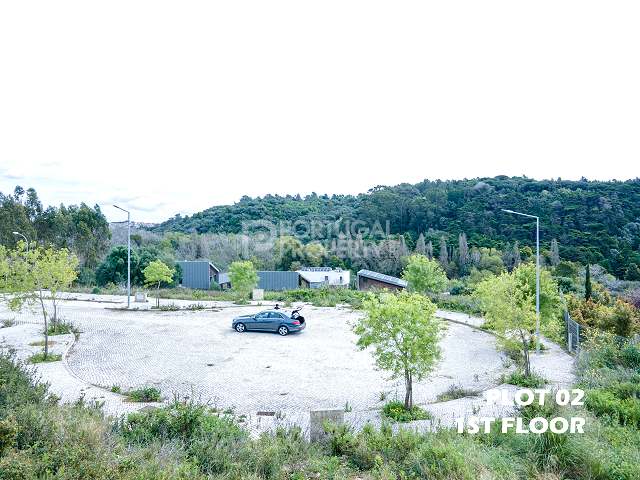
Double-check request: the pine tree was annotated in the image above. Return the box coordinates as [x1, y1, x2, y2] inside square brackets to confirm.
[585, 264, 592, 301]
[426, 241, 433, 259]
[512, 241, 522, 267]
[415, 233, 426, 255]
[550, 239, 560, 266]
[439, 236, 448, 268]
[458, 232, 469, 273]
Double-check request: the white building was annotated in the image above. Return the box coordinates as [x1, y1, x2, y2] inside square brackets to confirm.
[296, 267, 350, 288]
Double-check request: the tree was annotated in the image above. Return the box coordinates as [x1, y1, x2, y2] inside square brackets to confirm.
[474, 264, 561, 376]
[426, 241, 433, 260]
[274, 236, 304, 271]
[354, 292, 442, 409]
[585, 264, 592, 301]
[438, 236, 448, 268]
[414, 233, 426, 256]
[229, 260, 259, 302]
[0, 244, 78, 358]
[303, 242, 327, 267]
[458, 232, 469, 274]
[550, 239, 560, 266]
[143, 260, 174, 308]
[402, 254, 448, 295]
[96, 246, 140, 286]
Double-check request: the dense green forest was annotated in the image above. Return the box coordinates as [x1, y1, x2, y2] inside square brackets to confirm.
[154, 176, 640, 278]
[0, 186, 111, 283]
[3, 177, 640, 283]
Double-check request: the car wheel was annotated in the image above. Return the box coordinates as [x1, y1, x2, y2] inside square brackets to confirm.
[278, 325, 289, 336]
[235, 323, 246, 333]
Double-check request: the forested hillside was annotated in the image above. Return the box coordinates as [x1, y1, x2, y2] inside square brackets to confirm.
[153, 176, 640, 277]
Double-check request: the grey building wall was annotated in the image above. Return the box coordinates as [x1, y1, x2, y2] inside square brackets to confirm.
[257, 271, 300, 291]
[178, 261, 216, 290]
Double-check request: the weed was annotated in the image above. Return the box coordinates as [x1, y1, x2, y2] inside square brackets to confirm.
[46, 321, 78, 336]
[382, 401, 431, 422]
[125, 386, 162, 402]
[28, 352, 62, 364]
[502, 370, 546, 388]
[1, 318, 15, 328]
[436, 384, 481, 402]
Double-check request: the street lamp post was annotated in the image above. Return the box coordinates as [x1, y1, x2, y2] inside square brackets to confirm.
[12, 231, 29, 254]
[113, 205, 131, 308]
[501, 209, 541, 354]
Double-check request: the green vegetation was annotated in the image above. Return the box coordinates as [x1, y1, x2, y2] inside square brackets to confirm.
[474, 263, 562, 376]
[502, 370, 547, 388]
[355, 292, 442, 409]
[46, 321, 77, 336]
[28, 352, 62, 364]
[0, 244, 78, 357]
[143, 259, 175, 308]
[402, 254, 448, 294]
[229, 260, 259, 303]
[152, 177, 640, 278]
[1, 348, 640, 479]
[382, 400, 431, 422]
[435, 385, 481, 402]
[125, 386, 162, 403]
[265, 287, 368, 308]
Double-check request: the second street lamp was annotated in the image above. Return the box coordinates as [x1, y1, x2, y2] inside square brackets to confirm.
[12, 231, 30, 254]
[113, 205, 131, 308]
[501, 209, 541, 354]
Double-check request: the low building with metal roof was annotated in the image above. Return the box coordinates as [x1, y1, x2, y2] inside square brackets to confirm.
[296, 267, 350, 288]
[357, 269, 407, 291]
[177, 260, 221, 290]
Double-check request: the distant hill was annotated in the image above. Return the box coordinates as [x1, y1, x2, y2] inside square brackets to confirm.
[152, 176, 640, 278]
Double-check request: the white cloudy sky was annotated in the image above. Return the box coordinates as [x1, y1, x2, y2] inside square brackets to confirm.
[1, 1, 639, 223]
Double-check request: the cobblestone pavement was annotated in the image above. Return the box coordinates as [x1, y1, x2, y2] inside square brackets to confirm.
[0, 293, 575, 434]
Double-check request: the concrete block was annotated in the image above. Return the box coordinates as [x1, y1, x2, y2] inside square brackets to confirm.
[310, 409, 344, 442]
[252, 289, 264, 300]
[134, 292, 147, 303]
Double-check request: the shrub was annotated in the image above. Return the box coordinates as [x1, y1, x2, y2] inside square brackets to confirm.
[585, 389, 640, 427]
[46, 321, 77, 336]
[435, 385, 480, 402]
[502, 370, 546, 388]
[27, 353, 62, 364]
[125, 386, 162, 402]
[382, 401, 431, 422]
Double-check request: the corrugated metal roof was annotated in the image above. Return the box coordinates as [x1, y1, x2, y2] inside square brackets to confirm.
[218, 272, 230, 284]
[357, 269, 408, 288]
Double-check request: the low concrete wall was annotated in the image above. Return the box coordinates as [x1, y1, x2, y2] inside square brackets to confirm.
[310, 409, 344, 442]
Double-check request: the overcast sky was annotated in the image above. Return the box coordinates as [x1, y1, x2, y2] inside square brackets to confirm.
[1, 1, 639, 223]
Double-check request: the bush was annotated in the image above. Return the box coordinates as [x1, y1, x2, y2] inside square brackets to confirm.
[502, 370, 546, 388]
[435, 385, 480, 402]
[125, 386, 162, 402]
[27, 353, 62, 364]
[585, 389, 640, 427]
[46, 321, 77, 336]
[382, 401, 431, 422]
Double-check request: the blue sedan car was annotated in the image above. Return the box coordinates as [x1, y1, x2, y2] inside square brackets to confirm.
[232, 308, 306, 336]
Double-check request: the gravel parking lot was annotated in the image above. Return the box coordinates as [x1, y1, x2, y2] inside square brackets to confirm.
[1, 294, 507, 417]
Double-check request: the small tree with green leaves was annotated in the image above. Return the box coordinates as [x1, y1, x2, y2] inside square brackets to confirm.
[143, 260, 174, 308]
[401, 254, 448, 295]
[354, 291, 442, 409]
[474, 263, 561, 376]
[0, 244, 78, 358]
[229, 260, 259, 303]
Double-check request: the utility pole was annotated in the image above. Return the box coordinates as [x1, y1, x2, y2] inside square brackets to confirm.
[113, 205, 131, 308]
